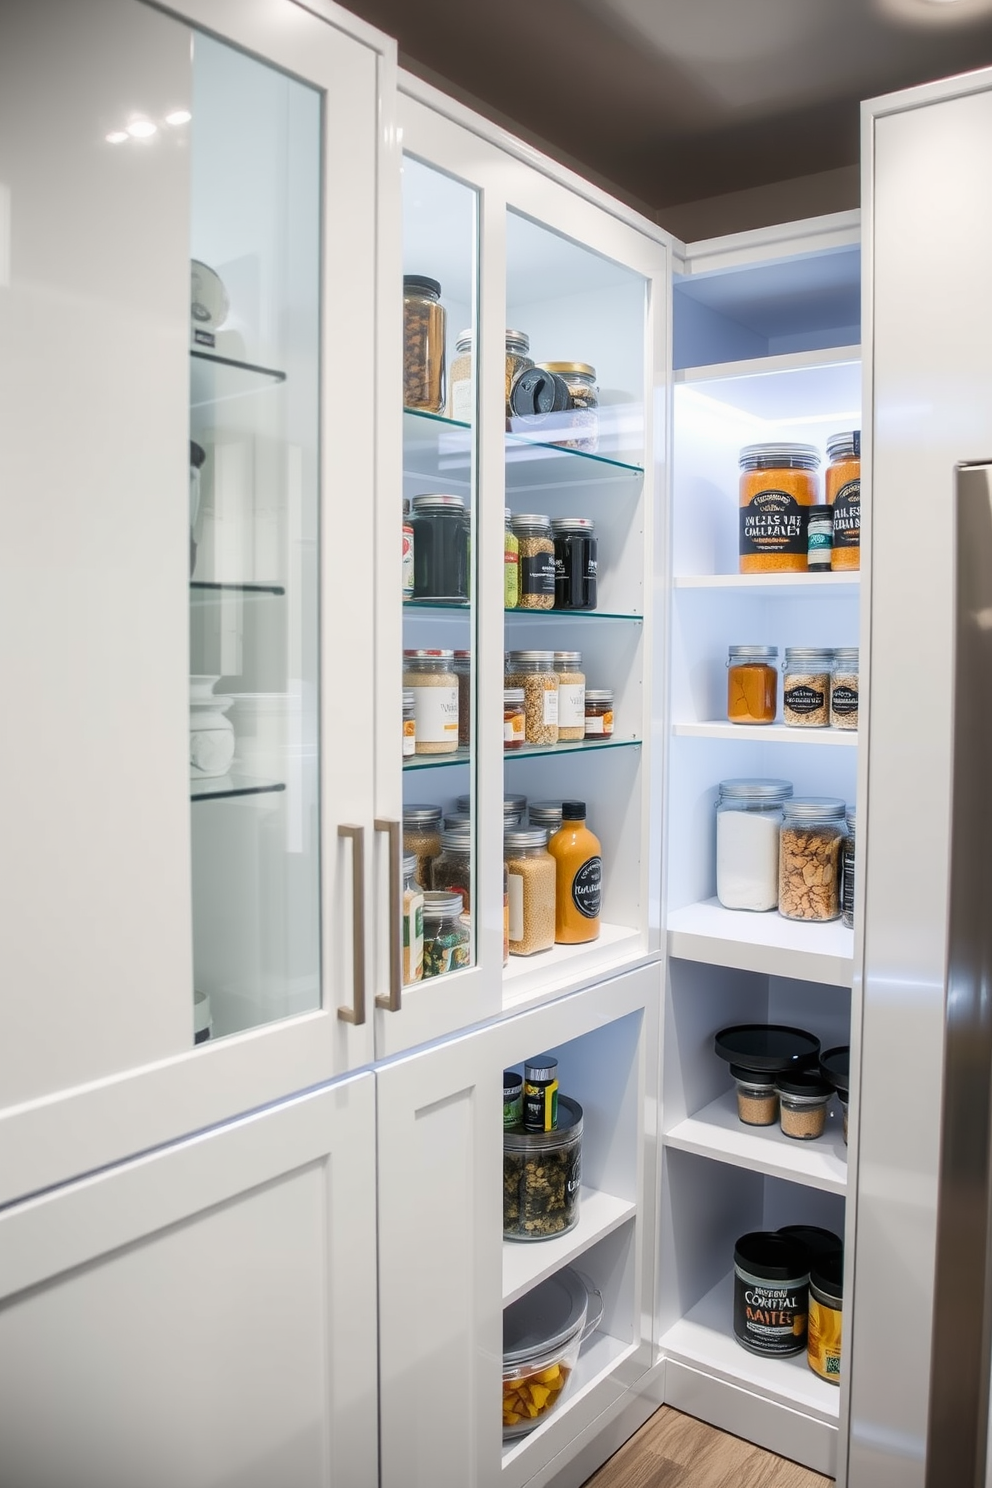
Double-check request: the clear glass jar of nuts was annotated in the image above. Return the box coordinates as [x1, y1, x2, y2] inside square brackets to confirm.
[504, 827, 556, 956]
[553, 651, 585, 741]
[505, 651, 559, 746]
[510, 514, 556, 610]
[403, 275, 445, 413]
[403, 649, 459, 754]
[782, 647, 833, 727]
[779, 797, 847, 921]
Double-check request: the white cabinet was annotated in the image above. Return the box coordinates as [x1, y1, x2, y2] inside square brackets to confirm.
[0, 1073, 379, 1488]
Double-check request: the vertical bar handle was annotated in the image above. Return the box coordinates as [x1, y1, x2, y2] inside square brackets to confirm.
[375, 817, 403, 1012]
[337, 824, 366, 1025]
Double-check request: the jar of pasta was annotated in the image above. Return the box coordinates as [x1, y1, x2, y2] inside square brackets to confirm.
[403, 650, 459, 753]
[403, 275, 445, 414]
[826, 430, 860, 571]
[739, 443, 820, 574]
[727, 645, 778, 725]
[511, 514, 555, 610]
[506, 651, 559, 746]
[553, 652, 586, 741]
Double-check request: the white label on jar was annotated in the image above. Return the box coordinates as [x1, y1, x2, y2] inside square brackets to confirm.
[402, 720, 416, 757]
[413, 685, 458, 743]
[508, 872, 524, 942]
[716, 808, 780, 912]
[558, 683, 585, 728]
[451, 377, 473, 422]
[504, 714, 524, 744]
[585, 711, 613, 735]
[543, 689, 559, 726]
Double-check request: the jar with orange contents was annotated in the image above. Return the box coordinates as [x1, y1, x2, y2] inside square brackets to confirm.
[826, 430, 860, 571]
[739, 443, 820, 574]
[727, 645, 778, 725]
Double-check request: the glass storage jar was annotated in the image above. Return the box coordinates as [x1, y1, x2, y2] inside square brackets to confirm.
[502, 1264, 601, 1441]
[402, 855, 425, 985]
[827, 429, 860, 571]
[504, 688, 525, 751]
[403, 803, 442, 890]
[716, 778, 793, 912]
[504, 508, 520, 610]
[432, 823, 473, 911]
[504, 794, 527, 827]
[529, 800, 563, 833]
[503, 1098, 584, 1241]
[730, 1064, 779, 1126]
[807, 1249, 844, 1384]
[403, 649, 459, 754]
[448, 328, 532, 423]
[776, 1071, 834, 1140]
[779, 797, 847, 921]
[807, 505, 833, 571]
[402, 688, 416, 759]
[454, 650, 471, 747]
[511, 514, 555, 610]
[842, 808, 856, 927]
[536, 361, 599, 452]
[553, 652, 586, 741]
[551, 518, 598, 610]
[782, 647, 833, 727]
[422, 890, 471, 979]
[505, 651, 559, 746]
[584, 689, 614, 738]
[727, 645, 778, 725]
[739, 443, 820, 574]
[504, 827, 556, 956]
[403, 274, 445, 413]
[409, 493, 469, 604]
[830, 648, 859, 730]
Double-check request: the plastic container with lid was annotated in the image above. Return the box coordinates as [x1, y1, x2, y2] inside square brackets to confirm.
[403, 275, 445, 413]
[409, 493, 469, 604]
[779, 797, 847, 921]
[511, 515, 556, 610]
[807, 1248, 844, 1383]
[730, 1064, 778, 1126]
[714, 1023, 820, 1073]
[506, 650, 559, 745]
[403, 803, 443, 890]
[584, 689, 614, 738]
[432, 823, 472, 911]
[827, 430, 860, 571]
[403, 650, 459, 755]
[782, 647, 833, 727]
[504, 827, 556, 956]
[422, 890, 470, 978]
[830, 648, 859, 730]
[553, 651, 586, 741]
[551, 518, 598, 610]
[733, 1232, 809, 1357]
[502, 1263, 602, 1437]
[820, 1046, 851, 1144]
[535, 361, 599, 452]
[727, 645, 778, 725]
[777, 1070, 834, 1140]
[503, 1095, 583, 1241]
[739, 443, 820, 574]
[402, 854, 425, 985]
[716, 778, 793, 912]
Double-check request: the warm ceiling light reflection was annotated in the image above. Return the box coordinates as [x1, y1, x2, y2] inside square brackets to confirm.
[126, 119, 157, 139]
[105, 130, 128, 144]
[165, 109, 191, 126]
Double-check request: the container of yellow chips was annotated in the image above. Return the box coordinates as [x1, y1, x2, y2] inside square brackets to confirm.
[502, 1267, 603, 1439]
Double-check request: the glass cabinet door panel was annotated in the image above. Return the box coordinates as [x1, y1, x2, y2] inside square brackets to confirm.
[188, 32, 321, 1040]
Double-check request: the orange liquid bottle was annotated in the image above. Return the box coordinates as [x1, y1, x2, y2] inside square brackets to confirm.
[548, 801, 602, 943]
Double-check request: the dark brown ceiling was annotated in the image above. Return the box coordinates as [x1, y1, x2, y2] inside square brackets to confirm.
[344, 0, 992, 220]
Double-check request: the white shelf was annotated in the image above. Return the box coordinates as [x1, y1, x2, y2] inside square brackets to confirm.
[502, 923, 648, 1012]
[674, 350, 860, 424]
[673, 571, 859, 594]
[664, 1089, 848, 1195]
[501, 1330, 637, 1470]
[672, 722, 858, 746]
[675, 343, 860, 387]
[661, 1271, 840, 1426]
[502, 1191, 637, 1306]
[667, 899, 853, 987]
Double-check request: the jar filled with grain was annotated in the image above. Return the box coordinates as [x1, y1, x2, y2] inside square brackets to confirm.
[536, 362, 599, 452]
[782, 647, 833, 727]
[506, 650, 559, 745]
[402, 855, 425, 985]
[403, 650, 459, 754]
[553, 652, 586, 741]
[448, 329, 533, 423]
[504, 827, 556, 956]
[727, 645, 778, 725]
[779, 798, 847, 921]
[505, 508, 520, 609]
[739, 443, 820, 574]
[403, 275, 445, 413]
[454, 650, 472, 746]
[511, 515, 556, 610]
[584, 689, 614, 738]
[830, 648, 859, 731]
[529, 800, 563, 833]
[432, 822, 473, 912]
[403, 804, 442, 890]
[504, 688, 525, 751]
[827, 430, 860, 571]
[731, 1065, 779, 1127]
[402, 689, 416, 760]
[422, 890, 471, 979]
[776, 1071, 834, 1140]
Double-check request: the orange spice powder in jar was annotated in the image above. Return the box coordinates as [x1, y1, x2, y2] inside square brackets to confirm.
[739, 443, 821, 574]
[826, 431, 860, 572]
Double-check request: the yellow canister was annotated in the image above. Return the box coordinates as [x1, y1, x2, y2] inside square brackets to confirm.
[807, 1250, 843, 1384]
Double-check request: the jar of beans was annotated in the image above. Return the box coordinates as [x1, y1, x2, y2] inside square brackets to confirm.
[510, 515, 555, 610]
[553, 652, 585, 741]
[506, 651, 559, 745]
[403, 649, 459, 754]
[403, 803, 442, 890]
[403, 275, 445, 413]
[782, 648, 833, 728]
[504, 827, 556, 956]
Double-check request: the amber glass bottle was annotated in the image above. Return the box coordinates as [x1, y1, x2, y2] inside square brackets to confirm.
[548, 801, 602, 944]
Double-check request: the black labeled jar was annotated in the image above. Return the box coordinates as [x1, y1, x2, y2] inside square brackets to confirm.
[410, 494, 469, 604]
[551, 518, 598, 610]
[511, 514, 556, 610]
[733, 1232, 809, 1357]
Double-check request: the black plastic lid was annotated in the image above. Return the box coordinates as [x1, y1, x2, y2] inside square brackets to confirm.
[809, 505, 832, 517]
[509, 366, 570, 417]
[561, 801, 586, 821]
[779, 1225, 843, 1258]
[190, 440, 206, 469]
[404, 274, 441, 298]
[777, 1070, 833, 1098]
[810, 1248, 844, 1302]
[820, 1045, 850, 1095]
[729, 1064, 777, 1086]
[734, 1231, 809, 1282]
[714, 1024, 820, 1073]
[503, 1070, 522, 1091]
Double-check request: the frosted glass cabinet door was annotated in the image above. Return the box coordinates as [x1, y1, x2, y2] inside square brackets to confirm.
[0, 0, 393, 1204]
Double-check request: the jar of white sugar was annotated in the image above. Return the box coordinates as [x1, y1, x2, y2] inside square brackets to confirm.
[716, 779, 794, 912]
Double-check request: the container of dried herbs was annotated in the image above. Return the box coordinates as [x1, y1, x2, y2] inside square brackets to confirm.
[503, 1095, 583, 1241]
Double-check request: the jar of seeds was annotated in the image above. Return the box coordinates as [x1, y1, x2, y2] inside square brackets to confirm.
[782, 648, 833, 727]
[422, 891, 471, 978]
[503, 1095, 583, 1240]
[432, 822, 473, 912]
[403, 649, 459, 754]
[779, 797, 846, 921]
[403, 803, 442, 890]
[529, 800, 563, 833]
[403, 275, 445, 413]
[506, 651, 559, 745]
[731, 1065, 779, 1126]
[504, 827, 556, 956]
[776, 1071, 834, 1140]
[511, 515, 555, 610]
[554, 652, 586, 741]
[830, 648, 859, 730]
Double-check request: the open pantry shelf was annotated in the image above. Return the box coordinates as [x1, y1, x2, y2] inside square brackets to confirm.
[503, 924, 646, 1010]
[190, 773, 285, 802]
[665, 1089, 847, 1195]
[672, 722, 857, 746]
[674, 345, 860, 417]
[672, 572, 859, 594]
[502, 1193, 636, 1307]
[189, 349, 287, 407]
[667, 900, 853, 987]
[501, 1331, 639, 1471]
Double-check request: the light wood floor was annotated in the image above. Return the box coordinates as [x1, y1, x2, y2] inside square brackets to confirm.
[581, 1407, 833, 1488]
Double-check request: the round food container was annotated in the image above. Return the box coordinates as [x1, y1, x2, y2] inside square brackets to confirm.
[820, 1045, 850, 1144]
[714, 1024, 820, 1074]
[777, 1070, 834, 1140]
[733, 1231, 809, 1357]
[778, 1225, 843, 1259]
[502, 1266, 603, 1438]
[807, 1248, 844, 1384]
[729, 1064, 778, 1126]
[504, 1095, 582, 1241]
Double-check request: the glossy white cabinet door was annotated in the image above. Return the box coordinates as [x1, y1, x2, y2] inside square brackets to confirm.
[0, 1073, 378, 1488]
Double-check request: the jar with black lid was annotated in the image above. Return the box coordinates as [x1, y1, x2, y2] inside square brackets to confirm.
[508, 365, 571, 425]
[807, 1249, 844, 1384]
[551, 518, 598, 610]
[409, 494, 469, 604]
[403, 275, 445, 414]
[733, 1232, 809, 1357]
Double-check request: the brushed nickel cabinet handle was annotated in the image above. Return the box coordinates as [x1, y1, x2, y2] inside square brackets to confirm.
[337, 824, 366, 1025]
[375, 817, 403, 1012]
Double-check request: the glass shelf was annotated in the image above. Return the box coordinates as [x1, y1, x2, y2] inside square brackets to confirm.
[191, 772, 286, 802]
[401, 603, 641, 622]
[190, 349, 287, 409]
[191, 581, 286, 598]
[403, 737, 640, 771]
[402, 408, 643, 492]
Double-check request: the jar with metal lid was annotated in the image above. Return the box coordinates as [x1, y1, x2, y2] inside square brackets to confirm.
[432, 823, 473, 911]
[402, 855, 425, 985]
[584, 689, 614, 738]
[422, 890, 471, 979]
[830, 648, 859, 730]
[504, 508, 520, 609]
[807, 505, 833, 571]
[727, 645, 778, 725]
[776, 1070, 834, 1140]
[536, 361, 599, 452]
[807, 1249, 844, 1384]
[448, 328, 533, 423]
[403, 804, 442, 890]
[510, 514, 555, 610]
[403, 275, 445, 413]
[827, 430, 860, 571]
[454, 650, 471, 747]
[402, 498, 414, 599]
[403, 650, 459, 754]
[551, 518, 598, 610]
[529, 800, 563, 833]
[504, 792, 528, 822]
[506, 650, 558, 745]
[504, 688, 525, 751]
[779, 797, 847, 921]
[553, 652, 586, 741]
[739, 443, 820, 574]
[842, 808, 856, 928]
[504, 827, 556, 956]
[716, 778, 793, 912]
[402, 688, 416, 759]
[409, 493, 469, 604]
[782, 647, 833, 727]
